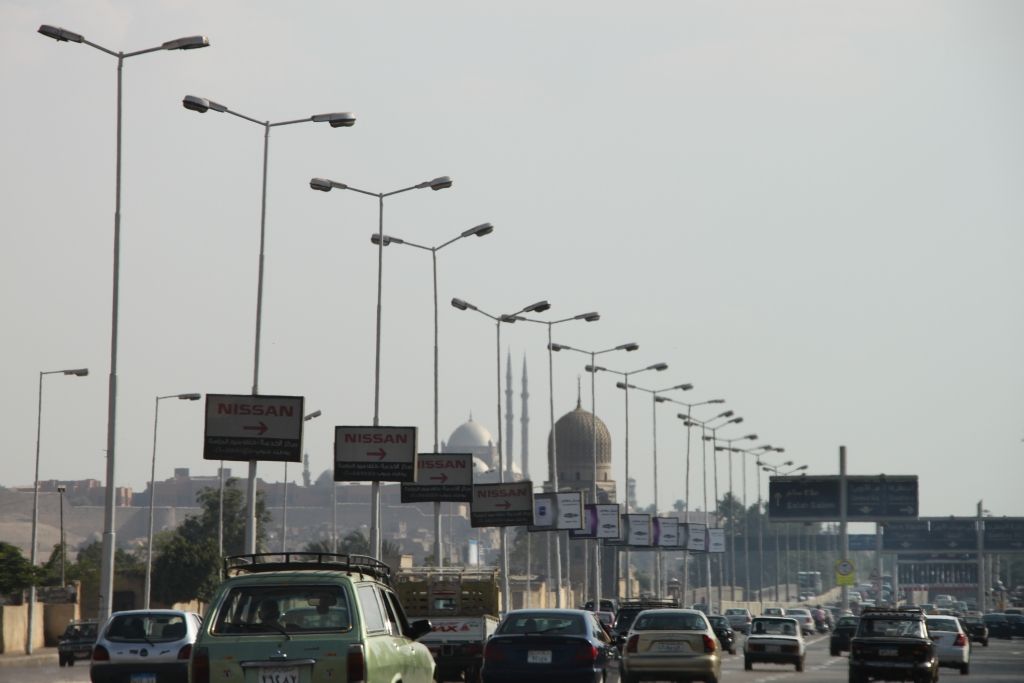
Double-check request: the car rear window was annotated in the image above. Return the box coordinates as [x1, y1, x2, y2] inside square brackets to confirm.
[928, 619, 959, 632]
[751, 619, 797, 636]
[858, 618, 924, 638]
[105, 614, 187, 642]
[634, 613, 706, 631]
[499, 613, 585, 635]
[211, 584, 352, 634]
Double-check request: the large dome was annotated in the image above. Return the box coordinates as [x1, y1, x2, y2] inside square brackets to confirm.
[446, 418, 494, 450]
[547, 398, 612, 486]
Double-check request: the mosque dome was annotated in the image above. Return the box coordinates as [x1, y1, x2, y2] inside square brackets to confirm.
[446, 418, 494, 450]
[547, 397, 612, 486]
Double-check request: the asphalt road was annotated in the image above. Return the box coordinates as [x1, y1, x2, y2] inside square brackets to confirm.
[3, 635, 1023, 682]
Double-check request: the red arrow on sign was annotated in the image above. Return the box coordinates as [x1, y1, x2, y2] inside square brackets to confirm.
[243, 421, 268, 436]
[366, 448, 386, 459]
[430, 473, 448, 483]
[496, 501, 511, 509]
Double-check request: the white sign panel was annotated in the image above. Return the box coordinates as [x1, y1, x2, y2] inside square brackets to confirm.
[335, 426, 418, 482]
[204, 394, 305, 462]
[626, 514, 651, 546]
[471, 481, 534, 527]
[531, 493, 556, 530]
[556, 491, 584, 530]
[654, 517, 679, 547]
[686, 523, 707, 551]
[707, 527, 727, 553]
[596, 504, 621, 539]
[401, 453, 473, 502]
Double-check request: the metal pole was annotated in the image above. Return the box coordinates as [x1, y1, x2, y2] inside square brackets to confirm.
[976, 501, 985, 611]
[369, 194, 385, 560]
[591, 352, 600, 610]
[743, 451, 749, 601]
[59, 489, 66, 587]
[27, 372, 45, 654]
[496, 320, 510, 609]
[144, 396, 160, 609]
[682, 414, 692, 604]
[623, 375, 632, 599]
[728, 447, 735, 601]
[281, 464, 289, 552]
[547, 325, 563, 607]
[432, 249, 442, 566]
[218, 463, 224, 557]
[712, 430, 722, 608]
[840, 445, 849, 611]
[701, 425, 710, 611]
[652, 394, 661, 597]
[757, 462, 765, 609]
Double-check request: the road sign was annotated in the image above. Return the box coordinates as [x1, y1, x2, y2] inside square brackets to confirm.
[984, 518, 1024, 551]
[707, 527, 726, 553]
[334, 426, 417, 482]
[470, 481, 533, 527]
[203, 394, 304, 462]
[531, 492, 585, 531]
[848, 534, 877, 551]
[625, 514, 651, 546]
[685, 523, 706, 551]
[654, 517, 679, 547]
[531, 493, 558, 531]
[400, 453, 473, 503]
[596, 504, 621, 539]
[556, 492, 584, 530]
[929, 518, 976, 551]
[768, 475, 918, 521]
[835, 558, 856, 587]
[882, 520, 931, 551]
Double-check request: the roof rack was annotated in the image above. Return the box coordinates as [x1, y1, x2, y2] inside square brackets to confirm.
[224, 552, 392, 585]
[860, 606, 924, 617]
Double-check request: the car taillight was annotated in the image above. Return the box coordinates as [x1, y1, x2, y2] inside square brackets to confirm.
[483, 640, 506, 662]
[177, 643, 193, 660]
[626, 635, 639, 653]
[575, 643, 598, 663]
[702, 634, 716, 653]
[92, 644, 110, 661]
[191, 646, 209, 683]
[954, 633, 967, 647]
[347, 644, 366, 683]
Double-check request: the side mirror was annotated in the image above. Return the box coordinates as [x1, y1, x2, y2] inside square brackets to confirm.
[408, 619, 432, 641]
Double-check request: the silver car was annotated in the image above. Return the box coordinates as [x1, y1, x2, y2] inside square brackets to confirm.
[90, 609, 202, 683]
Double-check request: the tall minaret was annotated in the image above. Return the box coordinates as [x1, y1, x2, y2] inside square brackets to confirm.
[505, 348, 514, 479]
[520, 355, 530, 480]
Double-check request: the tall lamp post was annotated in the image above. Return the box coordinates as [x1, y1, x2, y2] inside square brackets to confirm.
[761, 460, 806, 601]
[57, 485, 67, 587]
[27, 367, 88, 653]
[145, 392, 202, 609]
[615, 381, 694, 597]
[712, 432, 757, 600]
[550, 342, 638, 611]
[727, 443, 780, 605]
[38, 22, 209, 625]
[513, 312, 601, 606]
[587, 361, 669, 599]
[311, 175, 452, 559]
[282, 410, 323, 552]
[182, 96, 354, 555]
[368, 223, 494, 565]
[451, 297, 551, 609]
[749, 449, 786, 602]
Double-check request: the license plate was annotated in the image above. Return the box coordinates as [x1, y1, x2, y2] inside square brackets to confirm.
[131, 675, 156, 683]
[259, 666, 299, 683]
[879, 648, 898, 657]
[653, 641, 685, 652]
[527, 650, 552, 664]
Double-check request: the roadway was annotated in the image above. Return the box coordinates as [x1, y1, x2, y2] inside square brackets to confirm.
[3, 635, 1022, 682]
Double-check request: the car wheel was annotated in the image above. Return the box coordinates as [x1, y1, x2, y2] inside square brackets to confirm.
[744, 657, 752, 671]
[831, 646, 839, 656]
[705, 674, 718, 683]
[68, 656, 75, 667]
[58, 654, 66, 667]
[982, 639, 988, 647]
[960, 662, 969, 675]
[729, 647, 736, 655]
[849, 671, 864, 683]
[796, 658, 804, 672]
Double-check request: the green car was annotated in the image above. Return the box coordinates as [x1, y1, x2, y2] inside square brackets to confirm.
[190, 553, 434, 683]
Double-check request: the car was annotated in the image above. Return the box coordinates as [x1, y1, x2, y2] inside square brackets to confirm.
[190, 552, 435, 683]
[706, 615, 736, 655]
[830, 615, 859, 656]
[762, 607, 785, 617]
[619, 608, 721, 683]
[1004, 612, 1024, 637]
[58, 619, 98, 666]
[982, 612, 1013, 639]
[723, 607, 753, 634]
[612, 599, 679, 647]
[784, 608, 816, 636]
[925, 615, 971, 674]
[848, 607, 937, 683]
[481, 608, 617, 683]
[743, 616, 805, 672]
[960, 615, 988, 646]
[90, 609, 202, 683]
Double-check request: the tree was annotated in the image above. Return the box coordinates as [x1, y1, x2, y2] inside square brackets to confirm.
[302, 532, 401, 571]
[0, 542, 35, 594]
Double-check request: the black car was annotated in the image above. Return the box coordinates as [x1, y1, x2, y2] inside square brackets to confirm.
[706, 615, 736, 655]
[983, 613, 1014, 639]
[1004, 613, 1024, 637]
[960, 616, 988, 646]
[830, 615, 859, 656]
[848, 607, 937, 683]
[612, 599, 679, 648]
[57, 620, 98, 666]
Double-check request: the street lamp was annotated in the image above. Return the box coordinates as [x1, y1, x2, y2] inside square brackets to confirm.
[587, 361, 668, 599]
[762, 460, 806, 601]
[27, 367, 87, 653]
[513, 312, 601, 607]
[183, 96, 354, 555]
[616, 381, 693, 597]
[451, 296, 550, 611]
[712, 432, 757, 601]
[550, 342, 638, 611]
[726, 443, 780, 606]
[281, 410, 323, 553]
[145, 393, 201, 609]
[312, 175, 452, 559]
[38, 22, 209, 626]
[369, 222, 493, 565]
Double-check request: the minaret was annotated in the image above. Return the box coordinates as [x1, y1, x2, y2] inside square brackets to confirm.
[302, 452, 311, 487]
[520, 355, 530, 480]
[505, 349, 514, 479]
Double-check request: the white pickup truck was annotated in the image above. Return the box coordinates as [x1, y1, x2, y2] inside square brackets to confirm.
[397, 567, 501, 683]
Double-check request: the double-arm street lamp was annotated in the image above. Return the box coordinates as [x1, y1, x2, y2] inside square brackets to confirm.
[712, 432, 757, 600]
[452, 297, 551, 610]
[550, 342, 638, 611]
[312, 175, 452, 559]
[38, 22, 208, 625]
[370, 223, 494, 565]
[616, 381, 693, 597]
[513, 313, 601, 606]
[741, 445, 785, 604]
[761, 459, 806, 601]
[27, 367, 88, 653]
[145, 393, 202, 609]
[586, 361, 668, 599]
[182, 96, 355, 555]
[721, 443, 780, 605]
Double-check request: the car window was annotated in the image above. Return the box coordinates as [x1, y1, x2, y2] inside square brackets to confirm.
[858, 618, 924, 638]
[499, 613, 585, 635]
[211, 584, 352, 634]
[750, 619, 797, 636]
[357, 585, 388, 634]
[591, 615, 611, 643]
[928, 619, 959, 632]
[105, 613, 186, 642]
[379, 588, 412, 638]
[633, 613, 706, 631]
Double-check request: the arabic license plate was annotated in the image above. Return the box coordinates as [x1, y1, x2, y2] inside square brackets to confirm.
[259, 667, 299, 683]
[653, 641, 685, 652]
[527, 650, 552, 664]
[131, 675, 156, 683]
[879, 648, 898, 657]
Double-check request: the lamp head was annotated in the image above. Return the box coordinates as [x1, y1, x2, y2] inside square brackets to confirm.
[370, 233, 402, 246]
[650, 362, 668, 371]
[312, 112, 356, 127]
[575, 311, 600, 322]
[450, 298, 472, 311]
[162, 35, 209, 50]
[615, 382, 628, 390]
[310, 177, 336, 192]
[775, 447, 786, 453]
[463, 222, 494, 238]
[183, 95, 227, 114]
[717, 410, 734, 418]
[584, 364, 602, 373]
[744, 433, 758, 440]
[38, 25, 84, 43]
[676, 383, 694, 391]
[178, 393, 202, 401]
[729, 417, 744, 424]
[709, 398, 726, 404]
[655, 396, 669, 403]
[65, 368, 89, 377]
[525, 300, 550, 313]
[428, 176, 453, 191]
[304, 410, 323, 421]
[549, 343, 565, 352]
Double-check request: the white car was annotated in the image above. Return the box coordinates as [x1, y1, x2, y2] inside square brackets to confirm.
[744, 616, 805, 672]
[926, 615, 971, 674]
[91, 609, 203, 683]
[784, 608, 816, 635]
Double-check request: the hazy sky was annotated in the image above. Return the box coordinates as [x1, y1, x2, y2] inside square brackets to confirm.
[3, 1, 1022, 522]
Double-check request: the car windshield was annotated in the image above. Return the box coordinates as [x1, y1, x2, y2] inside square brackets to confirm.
[837, 617, 859, 627]
[499, 613, 585, 635]
[63, 623, 97, 639]
[725, 609, 746, 615]
[105, 614, 186, 643]
[211, 585, 352, 634]
[858, 618, 924, 638]
[633, 613, 706, 631]
[750, 619, 797, 636]
[928, 619, 960, 632]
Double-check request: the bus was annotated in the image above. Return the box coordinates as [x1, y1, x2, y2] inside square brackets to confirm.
[798, 570, 823, 597]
